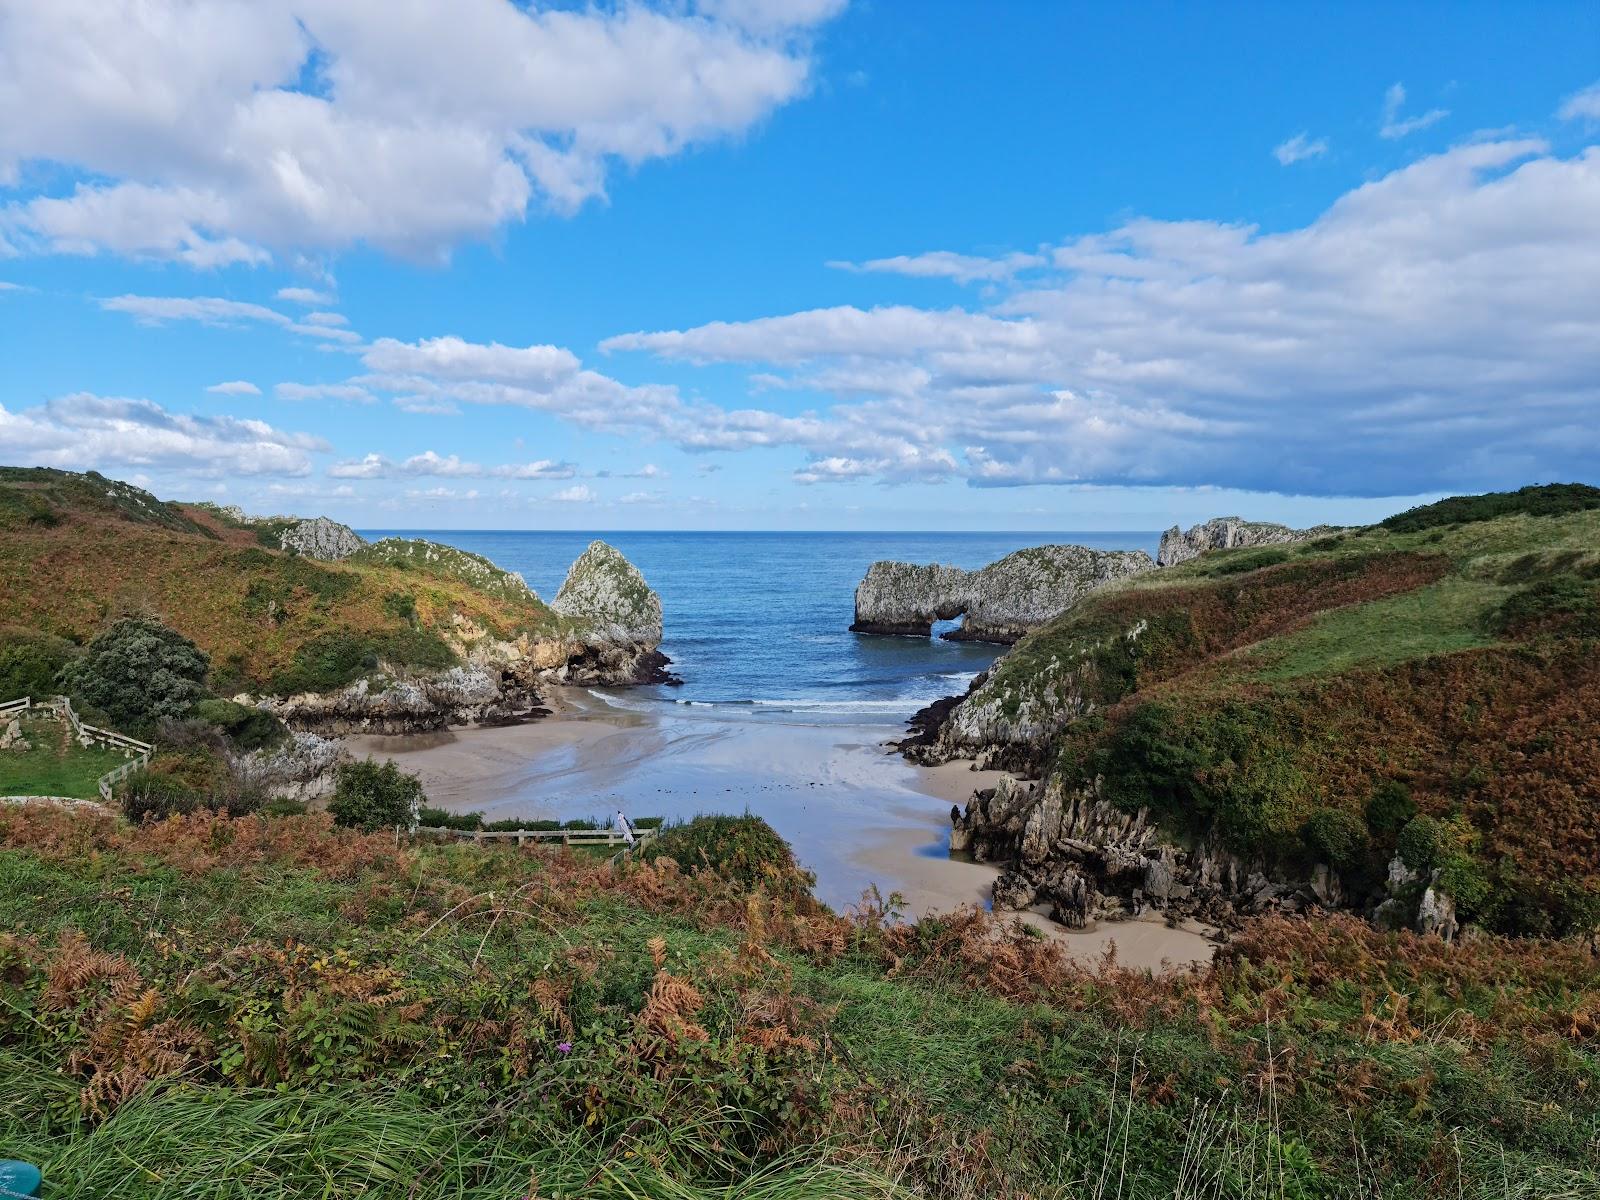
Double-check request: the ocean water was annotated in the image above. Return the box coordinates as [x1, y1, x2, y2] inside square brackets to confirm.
[361, 531, 1160, 726]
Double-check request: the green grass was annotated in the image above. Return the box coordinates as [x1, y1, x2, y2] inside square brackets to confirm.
[2, 808, 1597, 1199]
[1242, 575, 1504, 680]
[0, 714, 129, 799]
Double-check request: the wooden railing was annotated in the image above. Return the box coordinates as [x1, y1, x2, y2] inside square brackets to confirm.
[416, 824, 659, 866]
[3, 695, 155, 803]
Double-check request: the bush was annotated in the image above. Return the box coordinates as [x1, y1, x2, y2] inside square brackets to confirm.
[58, 616, 209, 735]
[192, 698, 289, 753]
[562, 818, 598, 831]
[642, 814, 814, 900]
[1381, 482, 1600, 533]
[328, 760, 425, 832]
[119, 747, 264, 822]
[1364, 781, 1416, 840]
[271, 628, 457, 695]
[1488, 576, 1600, 637]
[1395, 815, 1447, 872]
[419, 806, 484, 832]
[1209, 547, 1291, 576]
[0, 628, 79, 701]
[1302, 808, 1369, 869]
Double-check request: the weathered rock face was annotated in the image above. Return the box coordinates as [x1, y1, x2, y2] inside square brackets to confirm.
[951, 773, 1315, 930]
[234, 732, 350, 804]
[280, 517, 367, 561]
[1156, 517, 1339, 568]
[852, 544, 1154, 643]
[552, 541, 673, 685]
[906, 617, 1150, 771]
[251, 666, 546, 736]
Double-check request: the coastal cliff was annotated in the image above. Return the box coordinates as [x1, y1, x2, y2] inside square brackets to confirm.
[909, 486, 1600, 941]
[851, 544, 1154, 643]
[0, 469, 672, 734]
[1157, 515, 1340, 567]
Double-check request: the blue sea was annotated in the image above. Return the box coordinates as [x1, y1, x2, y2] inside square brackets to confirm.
[361, 531, 1160, 726]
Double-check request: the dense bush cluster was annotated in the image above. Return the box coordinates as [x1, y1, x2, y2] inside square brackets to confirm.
[327, 759, 426, 832]
[0, 628, 78, 701]
[270, 628, 456, 695]
[1380, 481, 1600, 533]
[57, 616, 209, 735]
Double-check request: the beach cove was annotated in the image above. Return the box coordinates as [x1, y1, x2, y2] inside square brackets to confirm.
[351, 687, 1217, 971]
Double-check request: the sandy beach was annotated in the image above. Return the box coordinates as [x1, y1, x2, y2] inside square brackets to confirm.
[349, 689, 1217, 971]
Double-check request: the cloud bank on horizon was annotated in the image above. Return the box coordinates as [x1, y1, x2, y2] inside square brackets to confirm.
[0, 1, 1597, 524]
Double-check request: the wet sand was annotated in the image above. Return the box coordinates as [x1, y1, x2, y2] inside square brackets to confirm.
[349, 691, 1217, 972]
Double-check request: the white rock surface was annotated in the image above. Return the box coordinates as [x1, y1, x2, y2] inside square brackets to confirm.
[1156, 517, 1341, 568]
[852, 544, 1154, 643]
[280, 517, 368, 561]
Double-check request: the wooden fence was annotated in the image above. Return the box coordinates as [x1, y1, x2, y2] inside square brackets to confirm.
[2, 695, 155, 802]
[416, 824, 659, 865]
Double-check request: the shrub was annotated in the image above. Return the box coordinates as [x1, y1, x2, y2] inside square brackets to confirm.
[1209, 547, 1291, 576]
[0, 628, 79, 701]
[1380, 482, 1600, 533]
[192, 698, 289, 753]
[263, 796, 308, 817]
[1488, 576, 1600, 637]
[419, 806, 484, 832]
[1395, 815, 1448, 872]
[58, 616, 209, 735]
[1364, 781, 1416, 840]
[271, 629, 456, 695]
[328, 759, 425, 832]
[642, 814, 814, 900]
[1302, 807, 1369, 869]
[562, 818, 598, 831]
[119, 747, 264, 822]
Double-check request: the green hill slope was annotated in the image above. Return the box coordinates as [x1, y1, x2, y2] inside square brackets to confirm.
[917, 486, 1600, 936]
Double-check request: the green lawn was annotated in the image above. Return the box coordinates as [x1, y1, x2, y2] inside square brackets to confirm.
[1240, 575, 1504, 681]
[0, 713, 130, 799]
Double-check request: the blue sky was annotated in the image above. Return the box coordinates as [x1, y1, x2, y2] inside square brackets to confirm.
[2, 1, 1598, 530]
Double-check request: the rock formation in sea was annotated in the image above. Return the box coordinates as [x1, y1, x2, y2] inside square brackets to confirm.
[1156, 516, 1341, 567]
[279, 516, 367, 561]
[551, 540, 675, 684]
[851, 544, 1154, 643]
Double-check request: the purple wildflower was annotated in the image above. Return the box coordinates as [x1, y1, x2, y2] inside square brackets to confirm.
[557, 1041, 572, 1054]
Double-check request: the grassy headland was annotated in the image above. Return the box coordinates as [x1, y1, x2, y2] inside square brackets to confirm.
[0, 468, 578, 697]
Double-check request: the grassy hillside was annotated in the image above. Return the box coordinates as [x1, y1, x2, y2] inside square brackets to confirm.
[2, 803, 1596, 1198]
[935, 488, 1600, 935]
[0, 469, 578, 696]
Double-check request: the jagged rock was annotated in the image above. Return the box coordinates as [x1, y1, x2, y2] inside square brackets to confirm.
[0, 719, 30, 752]
[552, 541, 674, 685]
[991, 871, 1037, 911]
[851, 544, 1154, 643]
[279, 516, 367, 561]
[1386, 854, 1422, 891]
[1156, 516, 1342, 568]
[1040, 867, 1094, 928]
[253, 666, 539, 735]
[1417, 877, 1459, 941]
[1309, 863, 1345, 908]
[235, 732, 351, 804]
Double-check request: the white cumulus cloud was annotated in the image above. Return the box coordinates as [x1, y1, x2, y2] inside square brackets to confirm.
[0, 0, 840, 266]
[1273, 132, 1328, 165]
[1379, 82, 1448, 140]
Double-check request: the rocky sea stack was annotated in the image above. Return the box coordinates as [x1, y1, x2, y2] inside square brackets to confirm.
[552, 540, 675, 685]
[851, 544, 1154, 643]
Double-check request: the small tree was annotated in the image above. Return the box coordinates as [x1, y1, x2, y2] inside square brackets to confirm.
[328, 759, 424, 832]
[58, 616, 209, 734]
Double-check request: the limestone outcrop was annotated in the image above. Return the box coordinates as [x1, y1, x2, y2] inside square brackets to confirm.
[552, 541, 674, 685]
[1156, 516, 1340, 568]
[251, 665, 545, 736]
[851, 544, 1154, 644]
[280, 517, 367, 561]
